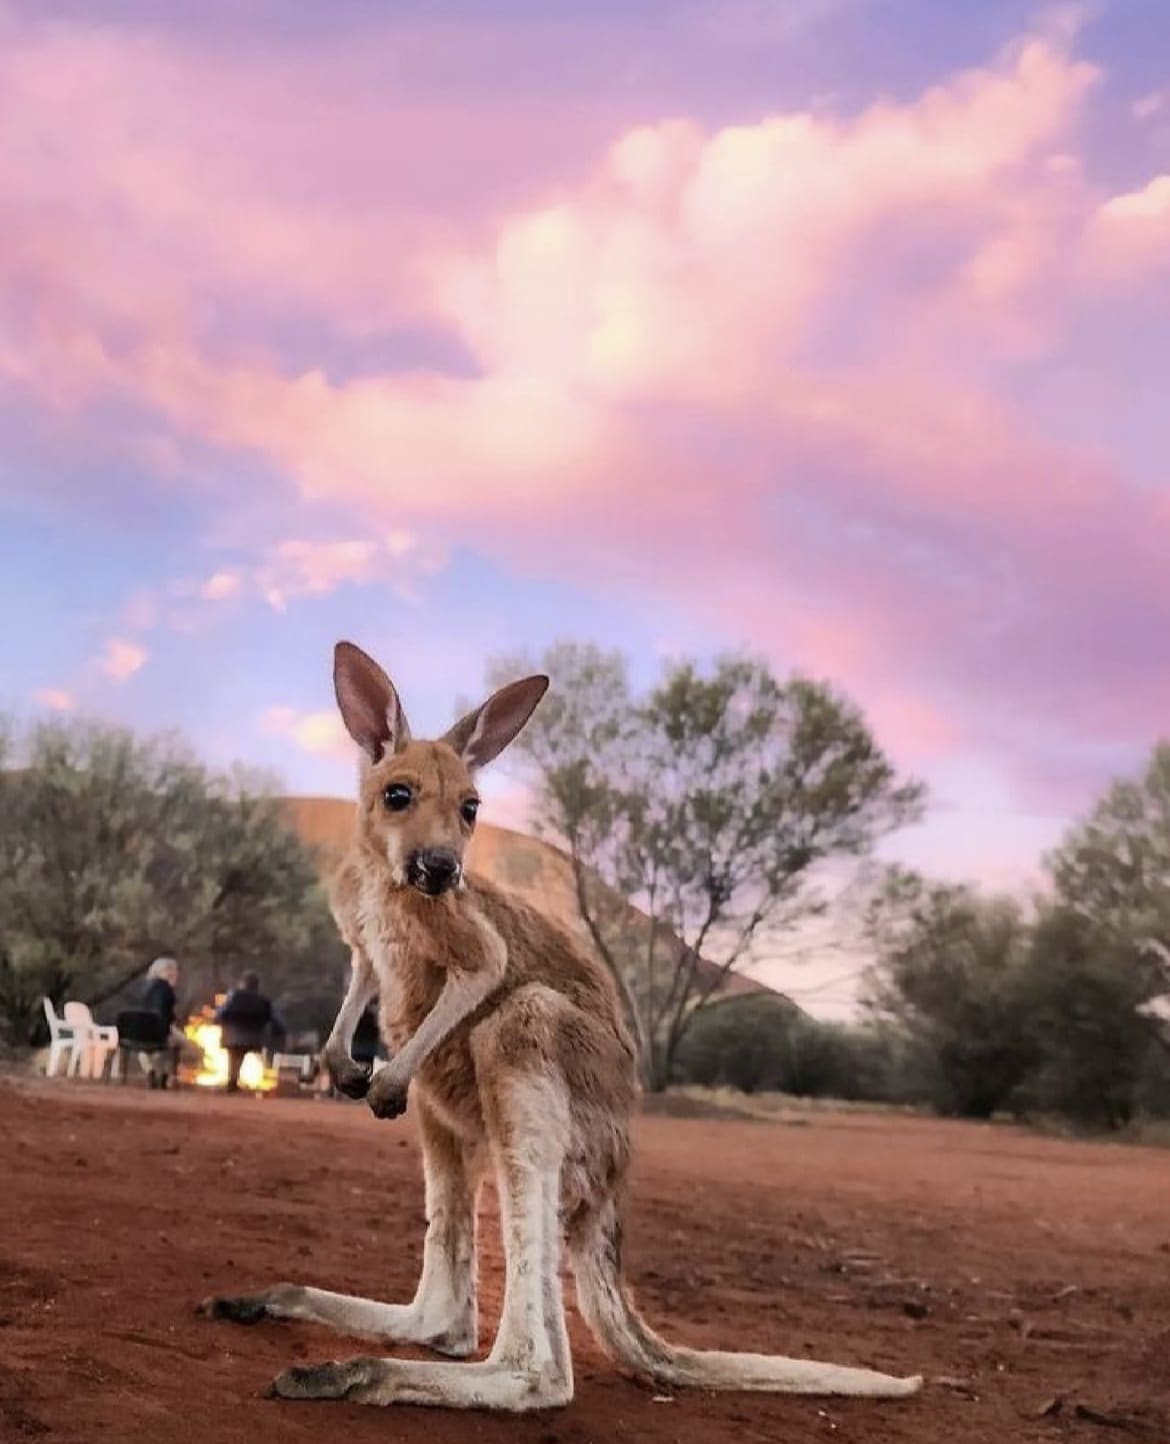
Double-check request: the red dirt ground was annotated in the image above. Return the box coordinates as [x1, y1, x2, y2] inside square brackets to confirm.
[2, 1079, 1169, 1443]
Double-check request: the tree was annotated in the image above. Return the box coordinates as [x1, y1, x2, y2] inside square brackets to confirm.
[1017, 906, 1165, 1130]
[673, 994, 902, 1101]
[1048, 742, 1170, 1003]
[0, 715, 343, 1043]
[481, 643, 923, 1090]
[862, 872, 1039, 1118]
[673, 993, 801, 1093]
[1033, 745, 1170, 1123]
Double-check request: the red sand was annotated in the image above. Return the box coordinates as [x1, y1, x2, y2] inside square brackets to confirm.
[2, 1079, 1169, 1442]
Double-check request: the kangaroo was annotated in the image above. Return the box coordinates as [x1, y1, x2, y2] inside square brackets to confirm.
[199, 640, 922, 1412]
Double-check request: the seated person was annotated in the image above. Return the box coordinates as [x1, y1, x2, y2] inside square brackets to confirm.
[141, 956, 183, 1088]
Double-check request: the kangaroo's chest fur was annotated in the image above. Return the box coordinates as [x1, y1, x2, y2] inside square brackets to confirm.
[332, 842, 639, 1145]
[346, 863, 507, 1136]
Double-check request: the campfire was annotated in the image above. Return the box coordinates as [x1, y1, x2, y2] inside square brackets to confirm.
[183, 995, 277, 1092]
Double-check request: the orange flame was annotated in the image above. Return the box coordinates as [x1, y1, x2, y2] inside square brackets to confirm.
[183, 995, 276, 1092]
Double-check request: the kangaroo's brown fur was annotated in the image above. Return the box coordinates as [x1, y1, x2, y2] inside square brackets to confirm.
[199, 641, 922, 1412]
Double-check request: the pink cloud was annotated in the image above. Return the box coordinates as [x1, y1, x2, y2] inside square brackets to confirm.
[34, 688, 76, 713]
[1132, 90, 1167, 121]
[114, 534, 445, 647]
[39, 25, 1126, 553]
[1084, 173, 1170, 279]
[860, 691, 962, 767]
[120, 590, 159, 631]
[3, 12, 1168, 817]
[438, 32, 1100, 402]
[99, 638, 148, 682]
[200, 571, 242, 602]
[259, 706, 350, 759]
[0, 4, 635, 400]
[259, 537, 420, 609]
[194, 534, 444, 615]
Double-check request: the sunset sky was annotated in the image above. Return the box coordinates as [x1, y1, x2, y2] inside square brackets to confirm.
[3, 0, 1168, 976]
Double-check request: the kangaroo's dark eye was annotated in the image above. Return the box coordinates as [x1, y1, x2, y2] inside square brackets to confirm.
[383, 783, 413, 812]
[461, 797, 480, 825]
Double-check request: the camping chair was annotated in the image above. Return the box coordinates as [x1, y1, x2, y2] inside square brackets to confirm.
[272, 1051, 316, 1083]
[113, 1009, 179, 1087]
[275, 1031, 323, 1088]
[320, 1005, 384, 1097]
[42, 998, 80, 1078]
[63, 1001, 118, 1080]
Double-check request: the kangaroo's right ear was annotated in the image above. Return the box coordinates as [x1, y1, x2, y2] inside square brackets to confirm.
[333, 641, 411, 763]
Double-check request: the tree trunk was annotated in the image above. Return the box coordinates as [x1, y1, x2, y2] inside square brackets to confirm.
[645, 1041, 672, 1094]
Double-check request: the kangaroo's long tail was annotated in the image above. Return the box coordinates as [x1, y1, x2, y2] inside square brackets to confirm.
[568, 1201, 922, 1398]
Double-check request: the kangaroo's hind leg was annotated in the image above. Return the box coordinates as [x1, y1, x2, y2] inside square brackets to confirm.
[201, 1097, 481, 1356]
[268, 991, 576, 1411]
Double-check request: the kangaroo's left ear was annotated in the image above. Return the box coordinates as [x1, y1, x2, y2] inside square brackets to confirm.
[441, 676, 549, 771]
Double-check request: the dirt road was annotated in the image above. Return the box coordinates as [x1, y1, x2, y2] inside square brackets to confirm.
[2, 1079, 1168, 1442]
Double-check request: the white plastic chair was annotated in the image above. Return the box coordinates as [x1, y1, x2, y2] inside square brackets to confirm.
[272, 1051, 315, 1082]
[62, 1001, 119, 1080]
[42, 998, 80, 1078]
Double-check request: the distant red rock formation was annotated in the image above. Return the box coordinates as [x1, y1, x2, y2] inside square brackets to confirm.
[279, 795, 776, 1004]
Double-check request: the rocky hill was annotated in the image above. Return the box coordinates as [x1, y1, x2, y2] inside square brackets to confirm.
[279, 796, 774, 1003]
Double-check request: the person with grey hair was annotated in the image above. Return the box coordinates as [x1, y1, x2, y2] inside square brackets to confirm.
[141, 956, 182, 1088]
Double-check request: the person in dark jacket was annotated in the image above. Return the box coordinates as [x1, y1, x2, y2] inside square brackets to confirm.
[141, 956, 182, 1088]
[214, 971, 286, 1092]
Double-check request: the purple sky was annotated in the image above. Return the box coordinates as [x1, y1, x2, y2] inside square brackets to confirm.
[2, 2, 1169, 990]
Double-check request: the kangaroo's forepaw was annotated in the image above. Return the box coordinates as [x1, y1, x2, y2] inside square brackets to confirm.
[325, 1052, 373, 1099]
[268, 1358, 378, 1401]
[367, 1071, 409, 1120]
[198, 1294, 269, 1324]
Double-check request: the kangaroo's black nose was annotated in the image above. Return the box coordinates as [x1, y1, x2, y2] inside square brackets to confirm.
[409, 848, 461, 895]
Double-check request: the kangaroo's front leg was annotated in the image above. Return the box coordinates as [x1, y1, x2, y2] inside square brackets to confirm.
[321, 947, 377, 1098]
[366, 910, 506, 1121]
[201, 1101, 481, 1355]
